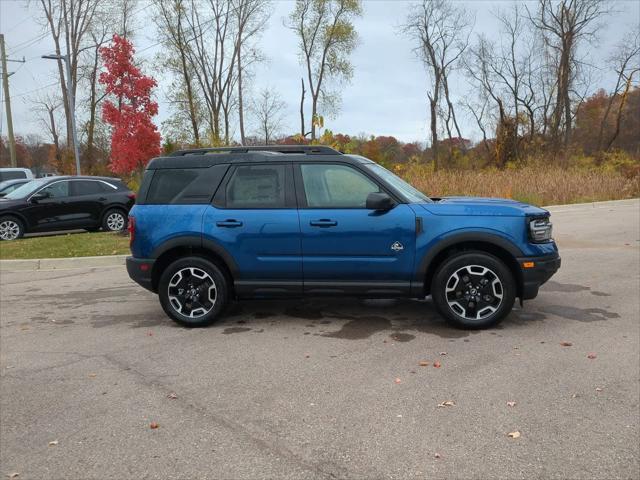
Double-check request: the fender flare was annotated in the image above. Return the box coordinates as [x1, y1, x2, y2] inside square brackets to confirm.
[150, 235, 239, 279]
[415, 231, 524, 283]
[0, 211, 30, 230]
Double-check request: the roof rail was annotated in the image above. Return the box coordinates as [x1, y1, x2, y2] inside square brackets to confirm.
[167, 145, 341, 157]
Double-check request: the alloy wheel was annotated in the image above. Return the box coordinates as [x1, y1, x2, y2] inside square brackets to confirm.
[445, 264, 504, 320]
[167, 267, 217, 318]
[106, 212, 125, 231]
[0, 220, 20, 241]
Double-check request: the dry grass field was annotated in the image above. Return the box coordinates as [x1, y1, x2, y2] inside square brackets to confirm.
[399, 165, 639, 206]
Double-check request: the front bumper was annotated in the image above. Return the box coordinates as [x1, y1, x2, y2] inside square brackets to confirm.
[126, 256, 155, 292]
[517, 252, 561, 300]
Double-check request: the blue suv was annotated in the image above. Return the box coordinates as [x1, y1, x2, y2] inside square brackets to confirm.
[126, 146, 560, 329]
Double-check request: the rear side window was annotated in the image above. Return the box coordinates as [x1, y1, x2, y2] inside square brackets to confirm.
[225, 165, 286, 208]
[142, 164, 229, 205]
[71, 180, 106, 196]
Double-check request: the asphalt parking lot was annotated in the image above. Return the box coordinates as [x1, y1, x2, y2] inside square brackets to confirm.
[1, 199, 638, 479]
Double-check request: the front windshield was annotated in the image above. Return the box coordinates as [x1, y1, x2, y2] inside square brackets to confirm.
[4, 179, 47, 200]
[365, 163, 431, 203]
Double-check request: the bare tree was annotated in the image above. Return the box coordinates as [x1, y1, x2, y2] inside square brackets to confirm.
[252, 87, 286, 144]
[154, 0, 202, 145]
[527, 0, 610, 148]
[404, 0, 471, 169]
[232, 0, 271, 145]
[37, 0, 100, 153]
[600, 30, 640, 151]
[287, 0, 362, 141]
[31, 92, 64, 172]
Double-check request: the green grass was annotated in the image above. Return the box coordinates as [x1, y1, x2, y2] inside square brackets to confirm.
[0, 232, 130, 260]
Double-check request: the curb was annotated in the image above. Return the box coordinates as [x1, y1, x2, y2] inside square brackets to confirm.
[0, 254, 128, 272]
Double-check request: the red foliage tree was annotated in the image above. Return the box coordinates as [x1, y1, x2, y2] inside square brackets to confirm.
[99, 34, 161, 174]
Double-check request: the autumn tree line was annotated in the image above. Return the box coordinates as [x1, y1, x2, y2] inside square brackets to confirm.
[0, 0, 638, 177]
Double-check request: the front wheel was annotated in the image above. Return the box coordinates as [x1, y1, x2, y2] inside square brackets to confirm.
[432, 251, 515, 329]
[158, 256, 229, 327]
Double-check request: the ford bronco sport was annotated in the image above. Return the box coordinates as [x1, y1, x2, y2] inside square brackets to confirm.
[126, 146, 560, 329]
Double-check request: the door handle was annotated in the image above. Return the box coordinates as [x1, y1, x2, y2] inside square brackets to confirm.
[309, 219, 338, 227]
[216, 219, 243, 228]
[98, 197, 107, 201]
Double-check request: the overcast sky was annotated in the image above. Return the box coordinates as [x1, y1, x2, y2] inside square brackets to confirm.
[1, 0, 639, 144]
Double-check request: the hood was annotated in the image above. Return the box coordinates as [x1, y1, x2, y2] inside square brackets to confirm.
[420, 196, 549, 217]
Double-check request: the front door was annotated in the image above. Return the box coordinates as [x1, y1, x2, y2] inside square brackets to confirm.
[202, 163, 302, 297]
[27, 180, 74, 231]
[295, 163, 416, 296]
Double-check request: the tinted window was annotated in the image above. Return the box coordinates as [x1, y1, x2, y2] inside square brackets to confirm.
[40, 181, 69, 198]
[0, 182, 25, 194]
[143, 164, 228, 205]
[0, 171, 27, 181]
[71, 180, 106, 196]
[300, 164, 380, 208]
[226, 165, 286, 208]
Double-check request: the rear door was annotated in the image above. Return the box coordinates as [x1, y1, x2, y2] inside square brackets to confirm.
[68, 180, 109, 227]
[295, 162, 416, 296]
[201, 163, 303, 296]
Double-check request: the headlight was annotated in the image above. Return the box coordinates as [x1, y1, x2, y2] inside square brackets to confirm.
[529, 217, 553, 243]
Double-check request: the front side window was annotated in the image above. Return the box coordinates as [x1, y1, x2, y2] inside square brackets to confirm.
[300, 164, 380, 208]
[226, 165, 286, 208]
[41, 181, 69, 198]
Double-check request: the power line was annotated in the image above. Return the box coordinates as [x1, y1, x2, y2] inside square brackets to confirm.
[9, 81, 59, 100]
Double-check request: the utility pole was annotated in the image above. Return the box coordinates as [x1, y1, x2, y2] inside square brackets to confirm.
[43, 53, 80, 175]
[0, 34, 19, 167]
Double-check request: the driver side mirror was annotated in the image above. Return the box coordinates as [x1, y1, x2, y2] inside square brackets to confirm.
[366, 192, 394, 211]
[30, 191, 51, 203]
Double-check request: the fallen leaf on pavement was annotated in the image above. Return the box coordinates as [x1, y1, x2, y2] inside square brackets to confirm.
[439, 352, 447, 356]
[437, 400, 456, 408]
[507, 401, 517, 407]
[305, 354, 310, 358]
[394, 378, 402, 384]
[507, 431, 521, 439]
[167, 393, 178, 399]
[8, 472, 19, 478]
[595, 387, 603, 392]
[560, 341, 573, 347]
[396, 414, 402, 418]
[146, 331, 153, 336]
[150, 422, 159, 429]
[418, 361, 429, 367]
[48, 440, 58, 446]
[587, 353, 597, 359]
[434, 453, 441, 459]
[88, 373, 97, 378]
[572, 393, 579, 398]
[433, 361, 441, 368]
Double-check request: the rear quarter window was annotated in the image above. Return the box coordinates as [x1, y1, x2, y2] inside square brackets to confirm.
[140, 164, 229, 205]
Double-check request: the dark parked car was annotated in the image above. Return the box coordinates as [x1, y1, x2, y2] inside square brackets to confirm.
[0, 179, 30, 197]
[0, 176, 135, 241]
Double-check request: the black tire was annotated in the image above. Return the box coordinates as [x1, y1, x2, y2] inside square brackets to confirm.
[432, 251, 515, 329]
[102, 209, 127, 232]
[0, 216, 24, 241]
[158, 256, 229, 327]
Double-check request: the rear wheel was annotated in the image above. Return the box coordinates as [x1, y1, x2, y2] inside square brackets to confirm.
[0, 216, 24, 241]
[102, 209, 127, 232]
[158, 256, 229, 327]
[432, 251, 515, 329]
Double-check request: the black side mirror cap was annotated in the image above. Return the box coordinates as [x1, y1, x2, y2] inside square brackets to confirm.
[366, 192, 394, 211]
[30, 192, 49, 202]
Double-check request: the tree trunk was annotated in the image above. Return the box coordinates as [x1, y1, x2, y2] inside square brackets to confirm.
[300, 78, 306, 138]
[429, 95, 438, 171]
[606, 77, 633, 151]
[237, 41, 245, 145]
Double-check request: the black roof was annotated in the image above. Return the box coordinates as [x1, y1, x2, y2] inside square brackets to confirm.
[146, 145, 373, 170]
